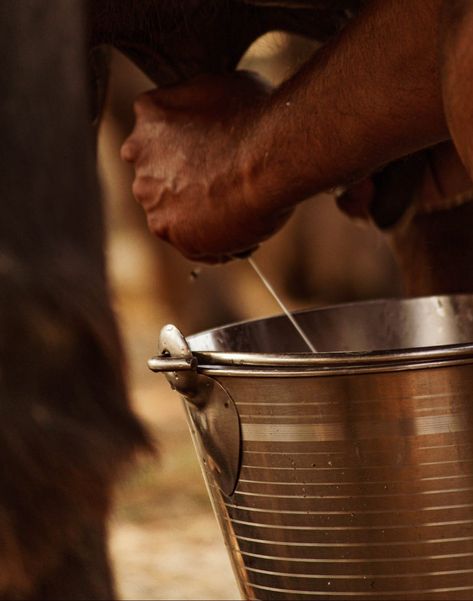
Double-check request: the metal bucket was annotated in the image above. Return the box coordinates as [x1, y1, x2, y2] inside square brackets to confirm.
[149, 295, 473, 600]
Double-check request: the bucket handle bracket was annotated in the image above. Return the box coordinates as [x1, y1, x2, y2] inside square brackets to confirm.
[148, 324, 241, 496]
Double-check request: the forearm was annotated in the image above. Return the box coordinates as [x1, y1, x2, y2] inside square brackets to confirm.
[247, 0, 448, 210]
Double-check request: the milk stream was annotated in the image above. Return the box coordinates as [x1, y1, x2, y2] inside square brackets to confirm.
[247, 257, 317, 353]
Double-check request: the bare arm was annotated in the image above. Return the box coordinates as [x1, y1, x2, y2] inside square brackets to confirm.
[249, 0, 447, 210]
[122, 0, 448, 262]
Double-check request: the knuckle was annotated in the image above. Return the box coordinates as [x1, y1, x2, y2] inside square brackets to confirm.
[132, 93, 150, 117]
[133, 91, 165, 120]
[120, 139, 137, 163]
[132, 176, 153, 203]
[147, 213, 168, 241]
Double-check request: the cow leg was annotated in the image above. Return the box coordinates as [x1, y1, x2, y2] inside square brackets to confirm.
[32, 521, 113, 601]
[0, 2, 149, 599]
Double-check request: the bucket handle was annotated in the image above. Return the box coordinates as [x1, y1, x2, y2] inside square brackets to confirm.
[148, 355, 196, 372]
[148, 323, 197, 374]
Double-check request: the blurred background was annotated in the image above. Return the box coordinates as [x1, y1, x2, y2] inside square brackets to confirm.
[98, 33, 401, 600]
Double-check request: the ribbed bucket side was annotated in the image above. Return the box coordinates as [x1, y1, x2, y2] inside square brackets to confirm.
[209, 365, 473, 601]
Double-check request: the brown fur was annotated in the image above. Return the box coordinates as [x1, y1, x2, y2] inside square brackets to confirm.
[0, 2, 150, 598]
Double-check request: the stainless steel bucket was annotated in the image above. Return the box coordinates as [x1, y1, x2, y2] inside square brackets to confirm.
[149, 295, 473, 600]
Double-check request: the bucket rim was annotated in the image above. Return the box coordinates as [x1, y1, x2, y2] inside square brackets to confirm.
[187, 294, 473, 374]
[191, 345, 473, 376]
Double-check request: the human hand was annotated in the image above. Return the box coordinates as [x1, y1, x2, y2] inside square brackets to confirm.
[335, 143, 473, 296]
[121, 71, 292, 263]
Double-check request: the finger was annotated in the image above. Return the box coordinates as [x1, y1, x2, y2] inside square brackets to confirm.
[121, 91, 167, 163]
[132, 91, 166, 121]
[147, 71, 271, 111]
[132, 176, 161, 208]
[147, 211, 236, 265]
[121, 129, 157, 168]
[146, 76, 225, 109]
[120, 137, 139, 163]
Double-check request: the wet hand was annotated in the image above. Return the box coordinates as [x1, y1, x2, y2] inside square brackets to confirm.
[121, 71, 292, 263]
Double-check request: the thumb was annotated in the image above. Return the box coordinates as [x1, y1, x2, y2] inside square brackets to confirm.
[146, 71, 272, 111]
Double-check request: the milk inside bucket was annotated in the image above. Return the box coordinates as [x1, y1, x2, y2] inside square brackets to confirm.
[149, 294, 473, 600]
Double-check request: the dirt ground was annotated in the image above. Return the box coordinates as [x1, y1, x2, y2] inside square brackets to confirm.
[107, 295, 240, 600]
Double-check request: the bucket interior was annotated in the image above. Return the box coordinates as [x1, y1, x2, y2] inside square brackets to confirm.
[188, 295, 473, 354]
